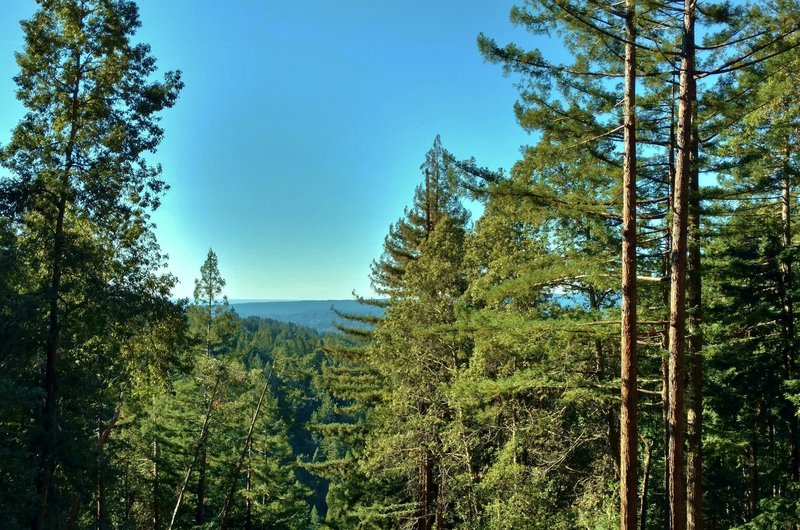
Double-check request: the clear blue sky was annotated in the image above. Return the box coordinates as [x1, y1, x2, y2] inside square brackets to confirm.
[0, 1, 545, 300]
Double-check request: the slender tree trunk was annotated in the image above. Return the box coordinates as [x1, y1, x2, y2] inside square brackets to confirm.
[748, 433, 758, 519]
[668, 2, 696, 529]
[781, 146, 799, 483]
[220, 370, 273, 530]
[620, 2, 638, 528]
[244, 459, 252, 530]
[195, 444, 207, 525]
[206, 303, 212, 357]
[456, 403, 480, 521]
[686, 79, 703, 530]
[196, 300, 215, 525]
[418, 450, 435, 530]
[663, 72, 677, 530]
[65, 399, 123, 530]
[780, 145, 799, 530]
[168, 370, 223, 530]
[35, 179, 68, 530]
[641, 439, 653, 530]
[662, 355, 671, 530]
[436, 463, 447, 530]
[33, 18, 85, 527]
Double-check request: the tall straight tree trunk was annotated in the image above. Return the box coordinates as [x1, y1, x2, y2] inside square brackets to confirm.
[35, 195, 66, 530]
[663, 72, 677, 530]
[668, 2, 696, 529]
[436, 464, 447, 530]
[620, 1, 639, 528]
[418, 450, 435, 530]
[220, 373, 272, 530]
[34, 32, 85, 529]
[686, 82, 703, 530]
[641, 439, 653, 530]
[196, 444, 207, 525]
[781, 145, 799, 485]
[168, 370, 223, 530]
[244, 462, 252, 530]
[748, 431, 758, 519]
[662, 355, 671, 530]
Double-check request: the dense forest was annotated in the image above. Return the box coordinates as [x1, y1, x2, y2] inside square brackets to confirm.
[2, 0, 800, 529]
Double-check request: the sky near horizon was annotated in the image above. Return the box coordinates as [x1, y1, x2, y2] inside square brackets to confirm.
[0, 1, 547, 300]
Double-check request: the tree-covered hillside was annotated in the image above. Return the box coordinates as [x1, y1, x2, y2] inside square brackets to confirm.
[232, 300, 383, 333]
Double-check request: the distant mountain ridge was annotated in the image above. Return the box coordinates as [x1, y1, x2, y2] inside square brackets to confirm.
[231, 299, 382, 333]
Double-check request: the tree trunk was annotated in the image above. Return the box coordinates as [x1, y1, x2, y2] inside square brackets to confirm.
[168, 369, 223, 530]
[589, 286, 620, 473]
[436, 463, 447, 530]
[662, 355, 671, 530]
[220, 370, 273, 530]
[65, 400, 123, 530]
[418, 451, 435, 530]
[34, 178, 67, 530]
[663, 70, 677, 530]
[748, 433, 758, 519]
[33, 15, 86, 527]
[781, 146, 799, 483]
[668, 2, 696, 529]
[245, 462, 252, 530]
[620, 2, 639, 529]
[686, 77, 703, 530]
[195, 443, 207, 525]
[641, 439, 653, 530]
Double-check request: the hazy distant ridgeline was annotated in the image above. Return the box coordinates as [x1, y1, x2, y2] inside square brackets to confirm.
[230, 294, 592, 333]
[231, 299, 383, 333]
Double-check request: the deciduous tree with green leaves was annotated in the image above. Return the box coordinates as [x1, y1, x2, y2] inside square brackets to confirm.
[0, 0, 182, 527]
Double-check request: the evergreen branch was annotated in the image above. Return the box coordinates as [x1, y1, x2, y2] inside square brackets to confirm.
[696, 27, 771, 51]
[696, 25, 800, 79]
[548, 0, 679, 55]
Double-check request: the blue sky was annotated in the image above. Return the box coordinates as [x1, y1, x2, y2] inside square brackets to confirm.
[0, 1, 543, 300]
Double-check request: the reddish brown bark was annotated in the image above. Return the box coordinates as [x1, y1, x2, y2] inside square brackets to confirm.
[668, 2, 696, 529]
[686, 82, 703, 530]
[640, 439, 653, 530]
[619, 1, 639, 528]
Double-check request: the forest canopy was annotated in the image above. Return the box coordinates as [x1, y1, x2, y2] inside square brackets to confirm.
[1, 1, 800, 529]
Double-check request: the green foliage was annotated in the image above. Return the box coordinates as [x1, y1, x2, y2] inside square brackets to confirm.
[2, 1, 800, 528]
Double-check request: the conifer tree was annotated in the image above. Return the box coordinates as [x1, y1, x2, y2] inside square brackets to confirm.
[368, 213, 468, 528]
[313, 137, 469, 528]
[476, 2, 660, 525]
[620, 2, 639, 526]
[188, 248, 237, 524]
[698, 23, 800, 525]
[477, 2, 800, 527]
